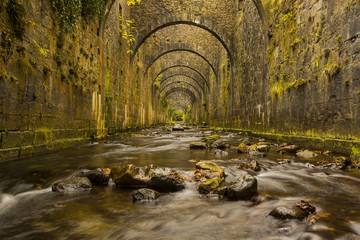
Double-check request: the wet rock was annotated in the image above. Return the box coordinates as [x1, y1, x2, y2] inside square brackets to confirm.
[147, 174, 186, 192]
[131, 188, 160, 202]
[110, 164, 168, 188]
[215, 149, 228, 156]
[269, 205, 309, 220]
[195, 161, 225, 179]
[52, 177, 92, 193]
[202, 135, 221, 147]
[238, 143, 257, 153]
[270, 201, 316, 220]
[238, 159, 261, 171]
[296, 150, 318, 158]
[190, 142, 207, 149]
[198, 178, 222, 194]
[257, 145, 270, 152]
[172, 124, 184, 131]
[316, 156, 353, 170]
[277, 145, 300, 154]
[211, 140, 226, 149]
[75, 168, 110, 185]
[227, 174, 257, 200]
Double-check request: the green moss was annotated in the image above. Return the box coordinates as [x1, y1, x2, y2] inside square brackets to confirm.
[351, 146, 360, 158]
[50, 0, 105, 34]
[0, 69, 10, 81]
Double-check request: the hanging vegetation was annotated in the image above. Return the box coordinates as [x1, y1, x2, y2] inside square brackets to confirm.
[50, 0, 105, 34]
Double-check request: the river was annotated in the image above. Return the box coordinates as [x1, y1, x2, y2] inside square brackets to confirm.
[0, 127, 359, 239]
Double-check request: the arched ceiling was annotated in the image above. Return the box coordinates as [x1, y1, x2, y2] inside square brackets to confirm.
[109, 0, 268, 119]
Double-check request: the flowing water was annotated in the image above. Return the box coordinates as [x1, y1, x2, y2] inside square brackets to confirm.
[0, 127, 360, 240]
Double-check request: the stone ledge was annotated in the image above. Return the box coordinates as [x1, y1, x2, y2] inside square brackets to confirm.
[226, 129, 360, 155]
[0, 137, 91, 162]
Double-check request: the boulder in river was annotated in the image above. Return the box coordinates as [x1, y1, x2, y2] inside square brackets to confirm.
[269, 205, 308, 220]
[110, 164, 169, 188]
[52, 177, 92, 193]
[238, 143, 257, 153]
[257, 145, 270, 152]
[238, 159, 261, 171]
[131, 188, 160, 202]
[269, 201, 315, 220]
[195, 161, 225, 180]
[147, 174, 186, 192]
[190, 142, 207, 149]
[211, 140, 226, 149]
[296, 150, 318, 158]
[75, 168, 110, 185]
[198, 178, 222, 194]
[172, 124, 184, 131]
[277, 145, 300, 154]
[227, 174, 257, 200]
[202, 135, 220, 145]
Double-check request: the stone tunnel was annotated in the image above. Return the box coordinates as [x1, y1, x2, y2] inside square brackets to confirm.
[1, 0, 360, 160]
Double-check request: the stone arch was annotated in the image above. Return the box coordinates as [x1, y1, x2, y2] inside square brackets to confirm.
[160, 79, 203, 99]
[132, 21, 233, 63]
[145, 49, 218, 81]
[152, 65, 210, 90]
[163, 87, 198, 105]
[156, 74, 205, 95]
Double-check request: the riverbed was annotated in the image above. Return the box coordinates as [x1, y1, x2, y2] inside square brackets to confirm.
[0, 127, 360, 239]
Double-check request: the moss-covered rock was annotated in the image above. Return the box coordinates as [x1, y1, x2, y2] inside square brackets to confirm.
[195, 161, 225, 179]
[190, 142, 207, 149]
[198, 178, 222, 194]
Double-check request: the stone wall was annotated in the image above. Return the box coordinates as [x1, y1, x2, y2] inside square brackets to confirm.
[0, 0, 122, 161]
[231, 0, 360, 141]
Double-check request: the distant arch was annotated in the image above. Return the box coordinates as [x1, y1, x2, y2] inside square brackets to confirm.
[160, 80, 202, 99]
[152, 65, 210, 90]
[157, 74, 205, 95]
[145, 49, 218, 81]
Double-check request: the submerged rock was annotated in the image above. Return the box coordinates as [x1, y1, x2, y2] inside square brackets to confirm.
[131, 188, 160, 202]
[147, 174, 186, 192]
[198, 178, 222, 194]
[227, 174, 257, 200]
[190, 142, 207, 149]
[52, 177, 92, 193]
[75, 168, 110, 185]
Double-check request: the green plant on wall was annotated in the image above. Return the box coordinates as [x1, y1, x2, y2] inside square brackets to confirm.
[153, 74, 162, 88]
[127, 0, 141, 6]
[119, 16, 136, 54]
[33, 40, 51, 56]
[50, 0, 105, 35]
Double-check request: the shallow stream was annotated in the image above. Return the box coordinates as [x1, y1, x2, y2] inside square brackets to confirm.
[0, 127, 360, 239]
